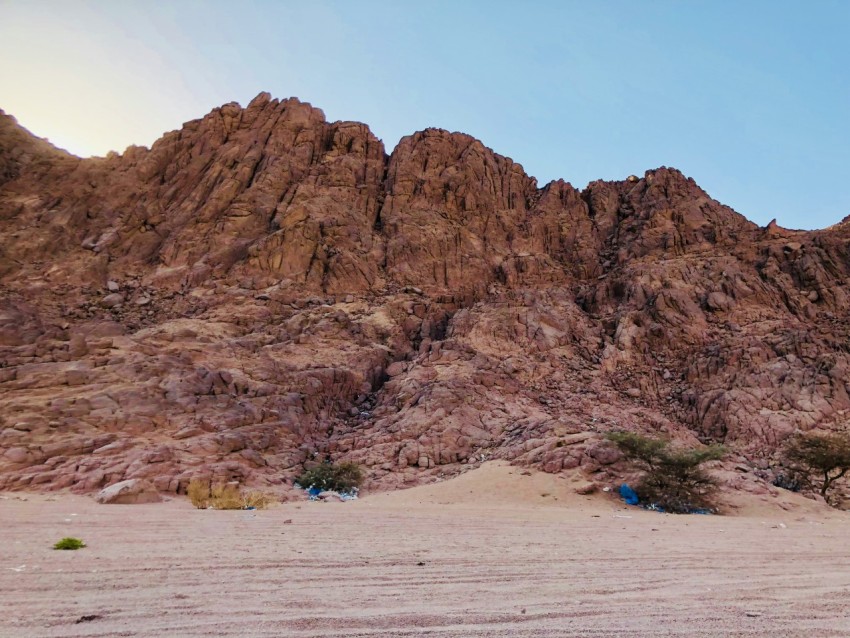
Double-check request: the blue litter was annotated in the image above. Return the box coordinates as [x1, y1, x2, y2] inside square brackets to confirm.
[619, 483, 639, 505]
[296, 484, 359, 502]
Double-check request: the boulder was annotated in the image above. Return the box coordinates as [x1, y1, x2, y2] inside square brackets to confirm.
[95, 479, 162, 504]
[99, 293, 125, 309]
[574, 481, 598, 495]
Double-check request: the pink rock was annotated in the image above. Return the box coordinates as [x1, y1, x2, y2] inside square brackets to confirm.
[95, 479, 161, 504]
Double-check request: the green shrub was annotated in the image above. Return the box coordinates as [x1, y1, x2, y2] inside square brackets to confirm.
[607, 431, 725, 513]
[296, 461, 363, 492]
[54, 537, 86, 550]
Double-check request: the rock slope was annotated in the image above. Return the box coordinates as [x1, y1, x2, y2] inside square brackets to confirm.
[1, 92, 849, 497]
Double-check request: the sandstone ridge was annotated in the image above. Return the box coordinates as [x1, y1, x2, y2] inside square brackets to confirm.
[1, 93, 849, 500]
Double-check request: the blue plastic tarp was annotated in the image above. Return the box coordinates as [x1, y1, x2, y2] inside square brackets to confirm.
[619, 483, 639, 505]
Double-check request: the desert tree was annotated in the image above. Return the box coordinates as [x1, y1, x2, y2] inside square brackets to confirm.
[782, 430, 850, 505]
[606, 431, 726, 513]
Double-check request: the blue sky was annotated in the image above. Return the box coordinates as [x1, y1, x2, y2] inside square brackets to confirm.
[1, 0, 848, 229]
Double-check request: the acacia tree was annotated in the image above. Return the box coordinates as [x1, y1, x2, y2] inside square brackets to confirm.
[607, 431, 726, 513]
[783, 431, 850, 505]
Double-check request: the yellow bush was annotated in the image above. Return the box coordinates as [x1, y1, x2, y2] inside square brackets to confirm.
[210, 483, 242, 510]
[187, 479, 275, 510]
[187, 479, 210, 509]
[241, 490, 274, 510]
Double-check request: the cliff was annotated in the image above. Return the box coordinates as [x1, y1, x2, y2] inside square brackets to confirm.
[1, 93, 849, 497]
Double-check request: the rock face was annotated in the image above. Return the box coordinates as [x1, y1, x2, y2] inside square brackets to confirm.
[95, 479, 161, 504]
[1, 93, 850, 496]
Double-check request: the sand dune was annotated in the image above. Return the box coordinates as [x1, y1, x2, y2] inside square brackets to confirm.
[2, 463, 849, 637]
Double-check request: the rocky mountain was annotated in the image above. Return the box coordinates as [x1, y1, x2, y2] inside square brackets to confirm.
[2, 92, 849, 498]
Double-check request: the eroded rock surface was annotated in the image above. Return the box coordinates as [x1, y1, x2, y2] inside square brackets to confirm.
[94, 478, 161, 504]
[1, 95, 850, 496]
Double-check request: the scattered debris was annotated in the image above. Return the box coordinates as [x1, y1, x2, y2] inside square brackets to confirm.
[75, 614, 102, 624]
[296, 483, 359, 502]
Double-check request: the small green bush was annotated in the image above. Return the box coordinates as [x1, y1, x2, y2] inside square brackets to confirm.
[296, 461, 363, 492]
[54, 537, 86, 550]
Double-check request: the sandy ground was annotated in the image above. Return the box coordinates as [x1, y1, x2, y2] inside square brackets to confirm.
[2, 462, 850, 637]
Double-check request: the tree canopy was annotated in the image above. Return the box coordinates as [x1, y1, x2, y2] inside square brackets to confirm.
[783, 431, 850, 504]
[607, 431, 725, 514]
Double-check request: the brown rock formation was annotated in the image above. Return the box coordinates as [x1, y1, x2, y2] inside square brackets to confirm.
[1, 94, 849, 498]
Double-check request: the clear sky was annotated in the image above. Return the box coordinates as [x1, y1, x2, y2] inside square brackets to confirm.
[1, 0, 848, 229]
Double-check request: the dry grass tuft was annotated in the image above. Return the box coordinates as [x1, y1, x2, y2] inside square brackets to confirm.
[241, 491, 274, 510]
[187, 479, 275, 510]
[187, 479, 210, 509]
[210, 484, 243, 509]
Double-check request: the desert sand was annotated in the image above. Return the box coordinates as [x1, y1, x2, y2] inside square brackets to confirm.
[2, 462, 849, 637]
